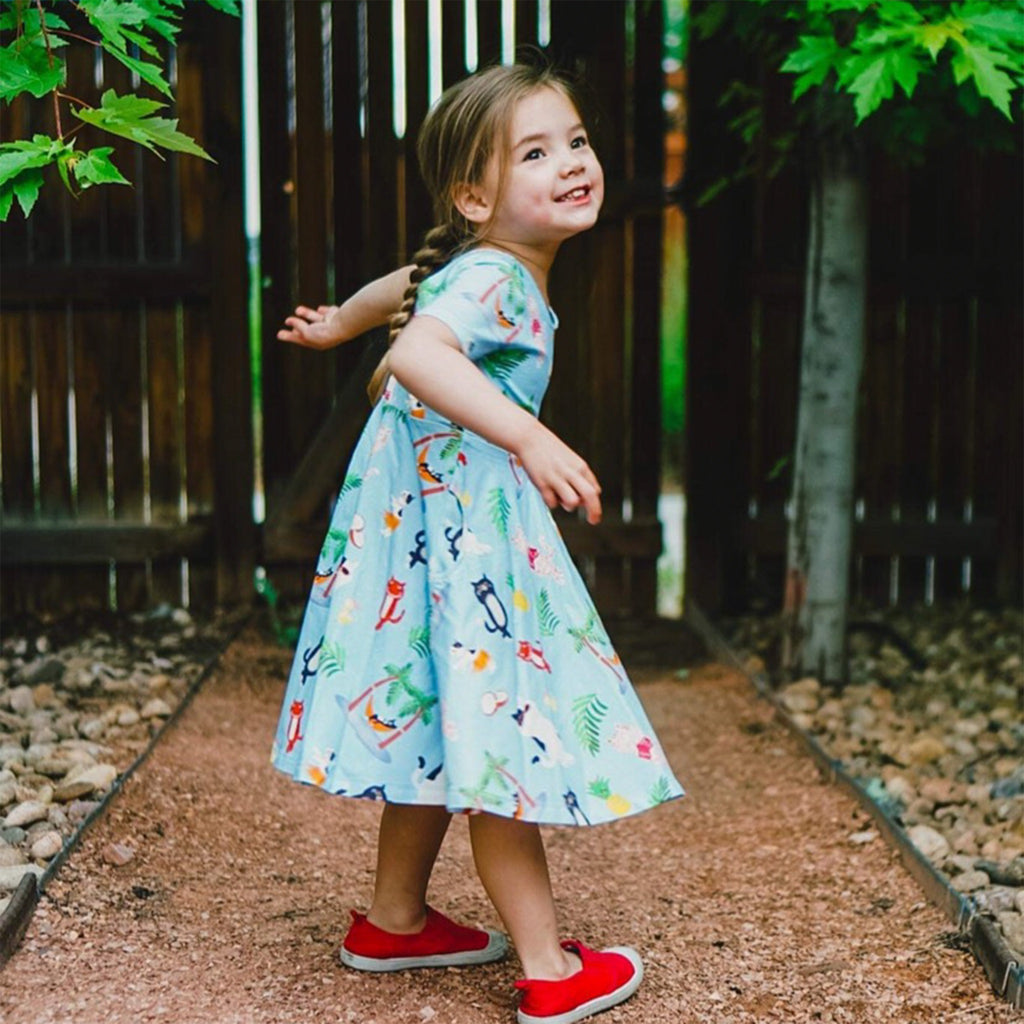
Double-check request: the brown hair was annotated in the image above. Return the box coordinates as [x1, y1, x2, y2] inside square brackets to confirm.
[367, 61, 585, 403]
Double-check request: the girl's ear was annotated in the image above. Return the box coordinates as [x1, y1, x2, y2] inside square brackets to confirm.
[453, 182, 491, 225]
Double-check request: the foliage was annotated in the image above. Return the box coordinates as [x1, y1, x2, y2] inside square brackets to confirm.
[777, 0, 1023, 123]
[694, 0, 1023, 201]
[253, 568, 300, 647]
[0, 0, 239, 221]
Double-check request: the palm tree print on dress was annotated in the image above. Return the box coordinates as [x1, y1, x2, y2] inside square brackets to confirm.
[346, 661, 438, 763]
[460, 750, 542, 819]
[568, 610, 625, 690]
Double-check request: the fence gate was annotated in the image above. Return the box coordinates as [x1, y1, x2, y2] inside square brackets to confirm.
[257, 0, 667, 619]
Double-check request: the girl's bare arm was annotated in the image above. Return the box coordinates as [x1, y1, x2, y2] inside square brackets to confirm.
[388, 315, 602, 524]
[278, 265, 414, 349]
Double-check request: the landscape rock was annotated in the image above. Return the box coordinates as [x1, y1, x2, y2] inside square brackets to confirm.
[4, 801, 49, 829]
[0, 863, 43, 890]
[30, 831, 63, 860]
[0, 846, 28, 868]
[7, 686, 35, 715]
[102, 842, 135, 866]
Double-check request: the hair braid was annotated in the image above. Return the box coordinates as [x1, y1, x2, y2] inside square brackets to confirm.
[366, 222, 468, 404]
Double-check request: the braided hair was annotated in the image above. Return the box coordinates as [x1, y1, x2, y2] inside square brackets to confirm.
[367, 61, 586, 405]
[366, 223, 470, 403]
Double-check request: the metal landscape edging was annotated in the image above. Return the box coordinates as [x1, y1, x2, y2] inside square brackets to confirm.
[0, 612, 249, 969]
[684, 600, 1024, 1010]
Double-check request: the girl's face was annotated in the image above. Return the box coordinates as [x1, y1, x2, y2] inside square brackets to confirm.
[470, 86, 604, 251]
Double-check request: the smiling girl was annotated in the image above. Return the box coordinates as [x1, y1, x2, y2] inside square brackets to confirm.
[272, 62, 684, 1024]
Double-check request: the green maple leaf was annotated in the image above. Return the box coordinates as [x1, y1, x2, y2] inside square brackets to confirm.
[0, 40, 65, 101]
[204, 0, 241, 14]
[79, 0, 176, 95]
[890, 48, 922, 98]
[74, 90, 213, 160]
[71, 147, 130, 189]
[0, 136, 65, 187]
[11, 167, 44, 218]
[917, 22, 953, 61]
[958, 4, 1024, 47]
[780, 33, 840, 100]
[951, 40, 1017, 119]
[845, 53, 896, 122]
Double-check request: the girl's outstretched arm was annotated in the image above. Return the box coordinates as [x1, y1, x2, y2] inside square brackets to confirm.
[278, 265, 414, 349]
[389, 316, 602, 525]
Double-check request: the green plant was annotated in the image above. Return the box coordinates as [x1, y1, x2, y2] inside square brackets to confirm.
[1, 0, 239, 221]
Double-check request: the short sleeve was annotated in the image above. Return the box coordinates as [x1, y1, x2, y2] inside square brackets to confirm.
[412, 253, 534, 362]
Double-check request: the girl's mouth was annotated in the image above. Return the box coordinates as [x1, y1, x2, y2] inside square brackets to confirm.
[555, 185, 591, 203]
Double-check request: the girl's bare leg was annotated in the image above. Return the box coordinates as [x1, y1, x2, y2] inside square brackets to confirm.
[366, 803, 452, 933]
[468, 812, 581, 980]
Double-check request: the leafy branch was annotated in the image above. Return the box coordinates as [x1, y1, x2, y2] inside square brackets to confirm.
[0, 0, 240, 221]
[694, 0, 1023, 205]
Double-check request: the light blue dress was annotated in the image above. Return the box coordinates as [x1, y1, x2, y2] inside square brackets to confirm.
[272, 249, 685, 825]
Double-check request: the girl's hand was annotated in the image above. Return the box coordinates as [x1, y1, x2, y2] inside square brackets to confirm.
[515, 421, 602, 525]
[277, 305, 349, 348]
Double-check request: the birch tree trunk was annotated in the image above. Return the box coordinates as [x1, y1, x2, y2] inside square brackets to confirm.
[782, 141, 868, 684]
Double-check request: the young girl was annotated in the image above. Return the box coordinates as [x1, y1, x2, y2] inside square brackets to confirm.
[272, 62, 684, 1024]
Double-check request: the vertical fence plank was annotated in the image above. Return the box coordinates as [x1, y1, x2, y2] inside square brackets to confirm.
[0, 311, 35, 613]
[628, 0, 664, 616]
[332, 0, 365, 289]
[73, 309, 116, 609]
[685, 9, 755, 613]
[441, 0, 467, 87]
[550, 0, 628, 613]
[403, 0, 432, 257]
[515, 0, 539, 50]
[364, 0, 399, 279]
[255, 0, 293, 517]
[199, 3, 253, 605]
[476, 0, 502, 66]
[147, 305, 185, 604]
[182, 303, 217, 608]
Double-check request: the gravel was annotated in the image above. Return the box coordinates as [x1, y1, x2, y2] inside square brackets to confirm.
[0, 604, 239, 915]
[725, 604, 1024, 963]
[0, 623, 1018, 1022]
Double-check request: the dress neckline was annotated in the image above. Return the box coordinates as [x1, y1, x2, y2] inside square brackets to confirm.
[465, 246, 559, 326]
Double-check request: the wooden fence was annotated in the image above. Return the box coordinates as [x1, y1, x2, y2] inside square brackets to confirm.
[1, 5, 251, 615]
[4, 1, 1021, 620]
[1, 0, 666, 619]
[686, 18, 1023, 613]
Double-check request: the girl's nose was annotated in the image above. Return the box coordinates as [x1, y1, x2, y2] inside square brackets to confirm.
[561, 152, 585, 176]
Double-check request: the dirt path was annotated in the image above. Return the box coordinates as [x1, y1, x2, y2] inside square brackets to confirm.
[0, 629, 1016, 1024]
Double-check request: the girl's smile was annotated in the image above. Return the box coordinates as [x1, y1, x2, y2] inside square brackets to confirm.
[459, 86, 605, 278]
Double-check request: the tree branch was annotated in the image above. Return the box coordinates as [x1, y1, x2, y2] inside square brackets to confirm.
[35, 0, 63, 139]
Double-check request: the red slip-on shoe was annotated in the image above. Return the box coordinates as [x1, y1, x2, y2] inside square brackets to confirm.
[339, 906, 508, 971]
[515, 941, 644, 1024]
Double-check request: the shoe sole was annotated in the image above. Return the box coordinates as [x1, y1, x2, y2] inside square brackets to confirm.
[516, 947, 644, 1024]
[339, 930, 508, 972]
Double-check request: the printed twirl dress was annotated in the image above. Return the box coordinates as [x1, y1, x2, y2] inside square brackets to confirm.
[272, 248, 685, 826]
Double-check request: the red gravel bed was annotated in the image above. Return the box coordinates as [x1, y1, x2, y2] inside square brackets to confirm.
[0, 630, 1016, 1023]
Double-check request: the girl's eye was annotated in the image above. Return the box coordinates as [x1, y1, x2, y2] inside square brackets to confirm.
[524, 148, 544, 161]
[571, 135, 589, 149]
